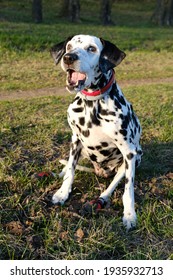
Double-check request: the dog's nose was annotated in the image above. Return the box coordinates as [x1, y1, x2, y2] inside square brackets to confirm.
[63, 53, 78, 65]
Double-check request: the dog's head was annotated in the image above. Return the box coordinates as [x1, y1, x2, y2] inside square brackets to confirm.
[51, 35, 126, 92]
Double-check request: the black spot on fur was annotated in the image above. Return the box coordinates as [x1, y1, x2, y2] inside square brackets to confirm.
[79, 117, 85, 126]
[74, 151, 81, 162]
[74, 96, 80, 102]
[101, 109, 109, 115]
[114, 98, 122, 110]
[117, 158, 123, 166]
[109, 111, 116, 116]
[132, 112, 138, 128]
[88, 146, 95, 150]
[73, 107, 83, 113]
[98, 103, 108, 116]
[95, 145, 101, 150]
[100, 149, 111, 156]
[90, 108, 100, 126]
[90, 154, 97, 162]
[116, 93, 126, 106]
[119, 113, 124, 119]
[116, 148, 121, 155]
[76, 124, 81, 132]
[101, 142, 109, 147]
[84, 100, 93, 107]
[125, 160, 129, 169]
[77, 98, 82, 105]
[125, 178, 129, 184]
[71, 145, 75, 155]
[130, 129, 134, 139]
[137, 149, 143, 155]
[101, 158, 109, 166]
[87, 121, 92, 128]
[119, 129, 127, 136]
[127, 153, 134, 160]
[82, 130, 90, 137]
[121, 114, 129, 130]
[109, 84, 117, 99]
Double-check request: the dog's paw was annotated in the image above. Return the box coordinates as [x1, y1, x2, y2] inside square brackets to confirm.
[123, 211, 137, 231]
[52, 187, 70, 205]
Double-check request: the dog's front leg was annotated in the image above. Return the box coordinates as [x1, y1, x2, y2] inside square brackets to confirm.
[122, 149, 137, 230]
[52, 134, 82, 205]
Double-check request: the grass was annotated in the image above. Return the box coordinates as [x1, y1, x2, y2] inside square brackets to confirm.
[0, 1, 173, 91]
[0, 0, 173, 260]
[0, 91, 172, 260]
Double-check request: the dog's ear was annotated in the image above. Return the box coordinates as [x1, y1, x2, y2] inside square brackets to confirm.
[99, 38, 126, 73]
[50, 36, 73, 65]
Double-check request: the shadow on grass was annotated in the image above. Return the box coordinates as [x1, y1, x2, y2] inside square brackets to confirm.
[139, 141, 173, 178]
[0, 129, 173, 260]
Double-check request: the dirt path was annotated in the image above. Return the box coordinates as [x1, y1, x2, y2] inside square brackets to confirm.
[0, 77, 173, 101]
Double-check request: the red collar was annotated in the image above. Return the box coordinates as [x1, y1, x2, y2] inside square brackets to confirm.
[81, 70, 115, 97]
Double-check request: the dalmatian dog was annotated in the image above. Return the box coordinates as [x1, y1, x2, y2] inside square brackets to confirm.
[51, 35, 142, 230]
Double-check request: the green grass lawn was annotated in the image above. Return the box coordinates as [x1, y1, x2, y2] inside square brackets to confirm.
[0, 0, 173, 260]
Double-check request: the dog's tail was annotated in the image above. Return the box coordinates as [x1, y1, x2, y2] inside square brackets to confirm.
[59, 159, 94, 173]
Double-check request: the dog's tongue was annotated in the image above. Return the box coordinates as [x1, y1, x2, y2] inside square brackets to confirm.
[71, 71, 86, 84]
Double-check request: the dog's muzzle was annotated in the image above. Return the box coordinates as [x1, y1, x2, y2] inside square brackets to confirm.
[63, 53, 86, 91]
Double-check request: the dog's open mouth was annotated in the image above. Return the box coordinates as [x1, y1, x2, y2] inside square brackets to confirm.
[67, 69, 86, 90]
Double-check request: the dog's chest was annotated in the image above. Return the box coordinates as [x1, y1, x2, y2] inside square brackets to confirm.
[67, 93, 123, 150]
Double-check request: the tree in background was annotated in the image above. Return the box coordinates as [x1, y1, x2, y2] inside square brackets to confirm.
[61, 0, 114, 25]
[100, 0, 114, 25]
[32, 0, 43, 23]
[151, 0, 173, 25]
[60, 0, 80, 22]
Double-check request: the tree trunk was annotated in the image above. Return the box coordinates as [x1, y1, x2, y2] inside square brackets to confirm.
[68, 0, 80, 22]
[32, 0, 43, 23]
[60, 0, 80, 22]
[100, 0, 113, 25]
[60, 0, 70, 18]
[151, 0, 173, 26]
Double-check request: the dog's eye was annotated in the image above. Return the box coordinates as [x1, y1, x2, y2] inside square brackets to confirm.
[87, 46, 97, 52]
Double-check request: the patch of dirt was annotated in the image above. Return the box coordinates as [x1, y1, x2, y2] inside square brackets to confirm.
[0, 87, 68, 101]
[0, 77, 173, 101]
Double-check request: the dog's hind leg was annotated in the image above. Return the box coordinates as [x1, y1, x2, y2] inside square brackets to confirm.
[52, 134, 82, 205]
[59, 159, 94, 174]
[99, 161, 125, 201]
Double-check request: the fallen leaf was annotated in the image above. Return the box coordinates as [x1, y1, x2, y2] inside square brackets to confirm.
[5, 221, 24, 235]
[166, 172, 173, 179]
[59, 231, 69, 241]
[74, 228, 84, 242]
